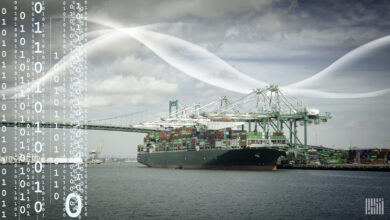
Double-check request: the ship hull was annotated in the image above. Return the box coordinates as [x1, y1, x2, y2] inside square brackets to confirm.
[137, 147, 285, 170]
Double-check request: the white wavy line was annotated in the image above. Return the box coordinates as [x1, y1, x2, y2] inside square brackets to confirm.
[122, 28, 267, 94]
[5, 30, 117, 99]
[91, 20, 390, 98]
[287, 35, 390, 88]
[282, 87, 390, 99]
[86, 18, 268, 93]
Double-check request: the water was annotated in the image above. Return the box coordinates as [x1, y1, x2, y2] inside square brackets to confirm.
[3, 163, 390, 219]
[87, 163, 390, 220]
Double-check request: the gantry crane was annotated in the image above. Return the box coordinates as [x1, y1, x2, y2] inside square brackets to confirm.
[134, 85, 332, 151]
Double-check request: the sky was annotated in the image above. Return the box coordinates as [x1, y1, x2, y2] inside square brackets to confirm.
[3, 0, 390, 158]
[85, 0, 390, 156]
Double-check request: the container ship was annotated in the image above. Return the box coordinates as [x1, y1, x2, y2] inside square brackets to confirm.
[137, 124, 286, 170]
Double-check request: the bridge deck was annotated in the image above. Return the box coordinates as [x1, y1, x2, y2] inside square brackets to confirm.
[1, 122, 158, 133]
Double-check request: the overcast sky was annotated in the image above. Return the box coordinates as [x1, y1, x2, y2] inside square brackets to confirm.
[3, 0, 390, 157]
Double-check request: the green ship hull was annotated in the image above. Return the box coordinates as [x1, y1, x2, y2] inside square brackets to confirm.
[137, 147, 285, 170]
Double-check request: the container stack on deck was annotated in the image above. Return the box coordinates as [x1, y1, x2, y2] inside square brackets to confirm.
[138, 125, 287, 152]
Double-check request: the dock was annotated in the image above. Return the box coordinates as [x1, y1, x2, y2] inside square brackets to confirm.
[278, 164, 390, 171]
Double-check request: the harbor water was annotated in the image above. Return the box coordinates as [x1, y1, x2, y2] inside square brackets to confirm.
[3, 163, 390, 219]
[88, 163, 390, 219]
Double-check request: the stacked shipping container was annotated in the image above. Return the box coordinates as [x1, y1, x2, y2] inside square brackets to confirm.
[138, 125, 287, 152]
[289, 148, 390, 165]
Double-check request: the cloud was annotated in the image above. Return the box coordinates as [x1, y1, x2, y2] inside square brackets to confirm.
[115, 55, 167, 77]
[89, 75, 178, 94]
[85, 95, 115, 108]
[86, 75, 178, 108]
[85, 94, 163, 108]
[89, 0, 275, 24]
[195, 82, 205, 89]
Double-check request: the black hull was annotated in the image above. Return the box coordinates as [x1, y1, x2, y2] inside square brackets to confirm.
[137, 147, 285, 170]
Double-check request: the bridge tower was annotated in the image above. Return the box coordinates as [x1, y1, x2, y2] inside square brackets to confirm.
[169, 100, 179, 118]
